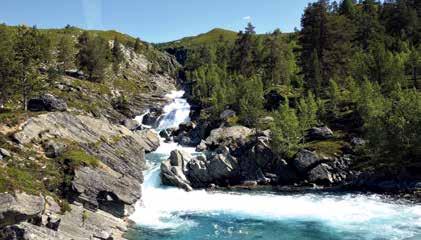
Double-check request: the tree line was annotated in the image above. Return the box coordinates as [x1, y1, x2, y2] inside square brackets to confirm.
[181, 0, 421, 165]
[0, 24, 135, 110]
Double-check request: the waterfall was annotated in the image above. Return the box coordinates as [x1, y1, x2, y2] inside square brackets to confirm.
[128, 90, 421, 240]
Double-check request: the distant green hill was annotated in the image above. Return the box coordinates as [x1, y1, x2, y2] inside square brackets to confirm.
[157, 28, 238, 49]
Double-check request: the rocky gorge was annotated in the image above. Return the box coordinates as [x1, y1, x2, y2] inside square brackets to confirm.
[0, 33, 180, 239]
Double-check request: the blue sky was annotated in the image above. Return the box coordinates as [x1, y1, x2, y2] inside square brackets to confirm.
[0, 0, 314, 43]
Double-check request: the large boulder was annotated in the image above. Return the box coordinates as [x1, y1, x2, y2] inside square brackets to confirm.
[306, 126, 334, 141]
[205, 126, 253, 149]
[160, 150, 193, 191]
[307, 163, 334, 184]
[292, 149, 321, 173]
[0, 192, 45, 228]
[187, 148, 240, 188]
[72, 166, 141, 217]
[27, 94, 67, 112]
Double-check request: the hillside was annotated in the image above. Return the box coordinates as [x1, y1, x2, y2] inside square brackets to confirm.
[0, 24, 180, 239]
[157, 28, 238, 49]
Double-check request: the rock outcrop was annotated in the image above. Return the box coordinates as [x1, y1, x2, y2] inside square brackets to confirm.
[0, 193, 45, 228]
[205, 126, 253, 149]
[72, 166, 141, 217]
[27, 94, 68, 112]
[187, 147, 240, 188]
[306, 126, 334, 141]
[160, 150, 193, 191]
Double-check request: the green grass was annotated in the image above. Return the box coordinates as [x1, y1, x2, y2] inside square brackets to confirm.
[304, 139, 346, 158]
[61, 149, 100, 168]
[157, 28, 238, 48]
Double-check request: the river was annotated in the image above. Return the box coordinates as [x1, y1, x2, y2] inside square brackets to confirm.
[127, 90, 421, 240]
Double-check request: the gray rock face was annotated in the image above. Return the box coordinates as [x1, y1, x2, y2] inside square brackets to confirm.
[43, 140, 66, 158]
[187, 148, 239, 188]
[160, 150, 193, 191]
[292, 149, 321, 173]
[142, 110, 162, 127]
[205, 126, 253, 148]
[72, 166, 142, 217]
[307, 163, 334, 184]
[306, 126, 334, 141]
[0, 148, 11, 158]
[134, 129, 160, 153]
[28, 94, 67, 112]
[122, 118, 140, 131]
[0, 192, 45, 228]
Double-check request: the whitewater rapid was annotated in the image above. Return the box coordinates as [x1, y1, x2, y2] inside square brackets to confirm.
[129, 90, 421, 240]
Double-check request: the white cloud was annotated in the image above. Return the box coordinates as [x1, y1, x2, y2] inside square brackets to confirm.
[242, 16, 252, 21]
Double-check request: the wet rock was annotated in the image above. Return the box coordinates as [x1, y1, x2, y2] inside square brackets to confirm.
[187, 149, 240, 188]
[306, 126, 334, 141]
[0, 192, 45, 228]
[142, 109, 162, 127]
[196, 140, 207, 152]
[28, 94, 67, 112]
[133, 129, 160, 153]
[160, 150, 193, 191]
[159, 129, 171, 139]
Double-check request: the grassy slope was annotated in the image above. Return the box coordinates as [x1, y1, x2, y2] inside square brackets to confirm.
[157, 28, 238, 49]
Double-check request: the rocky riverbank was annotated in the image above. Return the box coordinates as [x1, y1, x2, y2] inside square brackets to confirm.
[0, 35, 179, 239]
[158, 107, 421, 201]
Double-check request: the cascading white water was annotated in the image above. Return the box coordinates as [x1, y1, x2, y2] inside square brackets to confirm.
[129, 90, 421, 240]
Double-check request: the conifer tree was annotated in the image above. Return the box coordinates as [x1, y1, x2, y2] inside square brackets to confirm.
[0, 25, 16, 108]
[57, 35, 75, 73]
[77, 32, 111, 82]
[112, 37, 124, 73]
[14, 26, 49, 110]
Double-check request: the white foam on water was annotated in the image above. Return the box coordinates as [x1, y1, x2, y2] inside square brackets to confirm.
[130, 90, 421, 239]
[157, 90, 190, 131]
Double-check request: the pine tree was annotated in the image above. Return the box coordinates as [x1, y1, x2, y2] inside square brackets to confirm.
[231, 23, 258, 77]
[339, 0, 356, 17]
[298, 91, 319, 142]
[0, 25, 17, 109]
[134, 38, 142, 53]
[263, 29, 294, 87]
[270, 100, 300, 158]
[77, 32, 111, 82]
[112, 37, 124, 73]
[238, 74, 264, 127]
[57, 35, 75, 73]
[14, 26, 49, 110]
